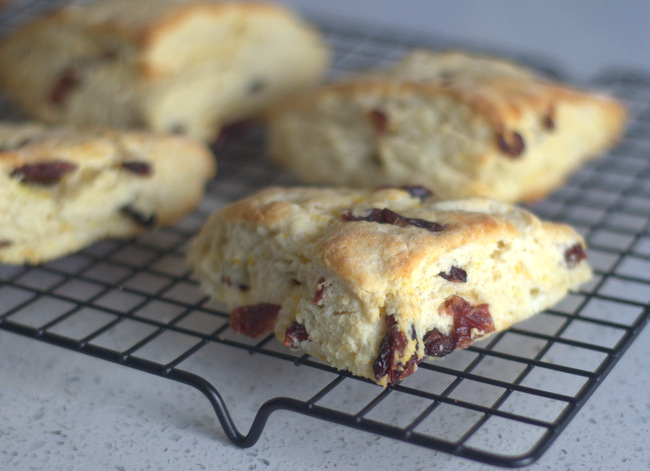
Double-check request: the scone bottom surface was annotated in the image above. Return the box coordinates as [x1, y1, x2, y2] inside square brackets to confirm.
[188, 186, 592, 387]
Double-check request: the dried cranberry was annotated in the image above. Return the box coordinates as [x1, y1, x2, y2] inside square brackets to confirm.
[313, 278, 327, 305]
[222, 276, 249, 291]
[405, 217, 446, 233]
[10, 160, 78, 185]
[373, 315, 402, 381]
[121, 161, 152, 176]
[424, 296, 494, 357]
[438, 266, 467, 282]
[369, 109, 389, 134]
[373, 315, 423, 385]
[423, 328, 456, 357]
[564, 243, 587, 268]
[444, 295, 494, 350]
[120, 205, 157, 227]
[497, 131, 525, 158]
[342, 208, 446, 233]
[230, 303, 280, 338]
[375, 185, 434, 200]
[50, 67, 82, 106]
[283, 321, 309, 349]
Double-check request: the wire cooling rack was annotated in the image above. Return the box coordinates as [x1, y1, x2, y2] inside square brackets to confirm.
[0, 3, 649, 468]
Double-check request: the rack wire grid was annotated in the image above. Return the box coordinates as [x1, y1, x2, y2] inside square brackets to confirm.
[1, 2, 649, 468]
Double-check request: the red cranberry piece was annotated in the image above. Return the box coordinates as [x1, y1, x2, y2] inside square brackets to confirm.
[564, 243, 587, 268]
[342, 208, 446, 233]
[497, 131, 525, 158]
[10, 160, 78, 185]
[381, 208, 446, 233]
[423, 328, 456, 357]
[283, 321, 309, 349]
[313, 277, 327, 305]
[369, 109, 389, 134]
[50, 67, 82, 106]
[424, 296, 494, 357]
[373, 315, 423, 385]
[401, 185, 434, 200]
[230, 303, 280, 338]
[443, 295, 494, 350]
[396, 352, 421, 384]
[121, 161, 152, 176]
[438, 266, 467, 282]
[120, 205, 157, 227]
[373, 315, 403, 381]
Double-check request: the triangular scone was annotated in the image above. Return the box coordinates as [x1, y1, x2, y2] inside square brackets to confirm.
[268, 50, 626, 203]
[0, 122, 215, 264]
[0, 0, 329, 142]
[188, 186, 591, 387]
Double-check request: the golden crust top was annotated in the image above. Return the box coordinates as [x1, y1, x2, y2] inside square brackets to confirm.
[269, 50, 626, 135]
[28, 0, 321, 79]
[205, 186, 584, 292]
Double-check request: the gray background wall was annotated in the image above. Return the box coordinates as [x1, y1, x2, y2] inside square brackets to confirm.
[278, 0, 650, 82]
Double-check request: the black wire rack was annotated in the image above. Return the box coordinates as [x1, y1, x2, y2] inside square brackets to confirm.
[1, 2, 649, 468]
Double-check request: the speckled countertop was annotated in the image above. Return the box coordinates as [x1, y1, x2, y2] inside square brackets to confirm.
[0, 325, 648, 470]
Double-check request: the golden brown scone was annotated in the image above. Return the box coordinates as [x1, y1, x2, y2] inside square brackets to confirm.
[268, 50, 627, 203]
[0, 0, 330, 142]
[0, 122, 216, 264]
[188, 186, 592, 387]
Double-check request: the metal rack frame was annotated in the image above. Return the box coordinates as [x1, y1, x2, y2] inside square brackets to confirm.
[0, 5, 649, 468]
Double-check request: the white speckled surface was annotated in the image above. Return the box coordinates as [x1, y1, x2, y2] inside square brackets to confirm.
[0, 325, 648, 470]
[1, 1, 649, 470]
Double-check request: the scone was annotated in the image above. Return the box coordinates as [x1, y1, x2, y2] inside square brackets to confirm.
[0, 0, 329, 141]
[188, 186, 592, 387]
[0, 122, 216, 264]
[268, 50, 626, 203]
